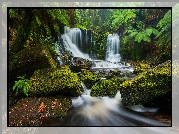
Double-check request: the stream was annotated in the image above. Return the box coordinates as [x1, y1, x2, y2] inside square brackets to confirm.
[59, 84, 170, 126]
[49, 26, 171, 126]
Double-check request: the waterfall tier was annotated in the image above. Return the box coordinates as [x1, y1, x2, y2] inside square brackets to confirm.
[106, 34, 121, 62]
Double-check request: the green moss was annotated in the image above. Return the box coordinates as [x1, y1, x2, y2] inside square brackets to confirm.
[28, 66, 81, 97]
[133, 62, 151, 74]
[9, 96, 72, 126]
[78, 69, 104, 88]
[9, 44, 57, 87]
[90, 78, 125, 98]
[120, 60, 171, 106]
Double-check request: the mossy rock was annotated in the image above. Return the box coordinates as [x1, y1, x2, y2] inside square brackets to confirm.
[133, 62, 151, 74]
[9, 96, 72, 126]
[120, 60, 171, 106]
[78, 69, 104, 89]
[28, 66, 81, 97]
[9, 44, 57, 87]
[90, 78, 125, 98]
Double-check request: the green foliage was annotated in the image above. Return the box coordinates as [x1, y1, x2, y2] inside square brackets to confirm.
[90, 78, 125, 98]
[131, 44, 142, 60]
[78, 69, 104, 89]
[128, 27, 159, 43]
[13, 76, 31, 96]
[119, 9, 170, 62]
[120, 60, 171, 106]
[156, 10, 171, 38]
[111, 9, 136, 30]
[29, 67, 81, 97]
[155, 10, 171, 61]
[9, 9, 70, 54]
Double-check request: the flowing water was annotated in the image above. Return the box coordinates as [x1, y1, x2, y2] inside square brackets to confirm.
[54, 26, 171, 126]
[106, 33, 121, 62]
[60, 86, 170, 126]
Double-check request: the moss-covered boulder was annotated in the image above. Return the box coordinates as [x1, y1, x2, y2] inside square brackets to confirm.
[90, 78, 125, 98]
[9, 44, 57, 87]
[120, 60, 171, 106]
[28, 66, 81, 97]
[9, 96, 72, 126]
[78, 69, 104, 89]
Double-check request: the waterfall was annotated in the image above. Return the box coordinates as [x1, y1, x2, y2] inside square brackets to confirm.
[62, 26, 91, 60]
[64, 26, 82, 50]
[56, 26, 133, 73]
[106, 33, 121, 62]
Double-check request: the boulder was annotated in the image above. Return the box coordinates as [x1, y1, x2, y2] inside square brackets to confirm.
[9, 44, 57, 87]
[28, 66, 81, 97]
[78, 69, 103, 89]
[70, 57, 92, 72]
[9, 96, 72, 126]
[90, 78, 125, 98]
[120, 60, 171, 106]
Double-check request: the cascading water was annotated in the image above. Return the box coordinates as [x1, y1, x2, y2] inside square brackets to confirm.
[58, 26, 91, 60]
[60, 86, 169, 126]
[106, 33, 121, 63]
[64, 26, 82, 50]
[53, 26, 171, 127]
[91, 33, 134, 73]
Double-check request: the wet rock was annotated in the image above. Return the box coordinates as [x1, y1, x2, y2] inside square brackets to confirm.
[69, 57, 92, 72]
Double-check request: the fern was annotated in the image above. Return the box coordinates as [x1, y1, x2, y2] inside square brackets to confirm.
[13, 76, 31, 96]
[129, 31, 138, 37]
[128, 27, 158, 43]
[156, 10, 171, 39]
[135, 32, 142, 42]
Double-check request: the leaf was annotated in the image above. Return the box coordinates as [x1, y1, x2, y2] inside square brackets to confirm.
[152, 28, 159, 36]
[145, 28, 153, 36]
[54, 24, 59, 34]
[35, 16, 41, 26]
[143, 34, 151, 42]
[135, 33, 143, 43]
[129, 31, 138, 37]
